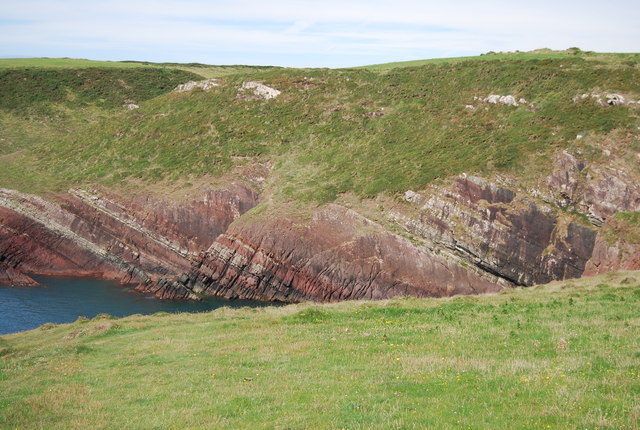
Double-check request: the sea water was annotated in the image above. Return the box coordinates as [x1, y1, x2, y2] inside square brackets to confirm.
[0, 276, 274, 334]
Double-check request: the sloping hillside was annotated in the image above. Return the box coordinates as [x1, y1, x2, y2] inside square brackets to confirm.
[0, 51, 639, 300]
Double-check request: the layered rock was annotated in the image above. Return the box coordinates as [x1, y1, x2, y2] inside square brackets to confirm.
[0, 184, 259, 298]
[544, 150, 640, 275]
[546, 151, 640, 226]
[2, 147, 638, 303]
[176, 204, 505, 302]
[585, 233, 640, 275]
[391, 175, 597, 286]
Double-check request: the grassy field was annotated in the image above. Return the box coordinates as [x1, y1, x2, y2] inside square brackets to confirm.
[1, 51, 638, 204]
[0, 58, 280, 79]
[0, 271, 638, 429]
[354, 48, 640, 70]
[354, 50, 574, 70]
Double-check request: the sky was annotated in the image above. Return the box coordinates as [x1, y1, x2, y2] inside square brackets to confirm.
[1, 0, 639, 68]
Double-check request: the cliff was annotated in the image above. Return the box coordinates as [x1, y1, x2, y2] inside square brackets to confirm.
[0, 184, 259, 298]
[1, 53, 639, 301]
[2, 144, 638, 301]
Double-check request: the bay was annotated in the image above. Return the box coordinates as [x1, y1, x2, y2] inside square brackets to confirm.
[0, 275, 275, 335]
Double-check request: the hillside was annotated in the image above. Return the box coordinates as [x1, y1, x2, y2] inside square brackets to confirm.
[0, 51, 639, 300]
[1, 270, 638, 428]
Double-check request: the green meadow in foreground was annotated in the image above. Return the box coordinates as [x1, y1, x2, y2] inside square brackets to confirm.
[1, 271, 638, 429]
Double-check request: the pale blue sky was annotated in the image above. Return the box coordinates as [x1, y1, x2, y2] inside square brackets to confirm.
[1, 0, 638, 67]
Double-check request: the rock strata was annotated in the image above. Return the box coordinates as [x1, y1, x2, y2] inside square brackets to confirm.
[546, 151, 640, 226]
[1, 161, 637, 301]
[178, 204, 505, 302]
[392, 175, 597, 286]
[585, 231, 640, 275]
[0, 184, 258, 296]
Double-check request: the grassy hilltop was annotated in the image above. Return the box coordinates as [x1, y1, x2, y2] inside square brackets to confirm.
[0, 50, 638, 202]
[1, 271, 639, 429]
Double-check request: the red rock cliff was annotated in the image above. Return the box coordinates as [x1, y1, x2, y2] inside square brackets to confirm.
[2, 149, 638, 302]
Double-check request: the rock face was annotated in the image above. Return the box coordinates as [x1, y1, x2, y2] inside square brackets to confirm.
[585, 233, 640, 275]
[174, 204, 505, 302]
[391, 175, 597, 286]
[1, 147, 638, 302]
[546, 151, 640, 224]
[0, 184, 259, 298]
[138, 151, 636, 303]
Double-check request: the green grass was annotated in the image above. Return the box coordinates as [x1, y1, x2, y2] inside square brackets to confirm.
[0, 52, 638, 204]
[357, 48, 640, 71]
[0, 58, 280, 79]
[355, 51, 572, 71]
[615, 212, 640, 226]
[0, 58, 158, 69]
[38, 56, 640, 198]
[0, 271, 638, 429]
[0, 67, 200, 113]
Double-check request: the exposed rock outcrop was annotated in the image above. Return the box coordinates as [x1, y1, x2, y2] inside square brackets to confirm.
[391, 175, 596, 286]
[1, 148, 638, 302]
[474, 94, 527, 107]
[0, 266, 38, 286]
[238, 82, 281, 100]
[174, 79, 219, 93]
[546, 151, 640, 226]
[572, 92, 639, 107]
[0, 183, 259, 297]
[170, 204, 505, 302]
[585, 233, 640, 275]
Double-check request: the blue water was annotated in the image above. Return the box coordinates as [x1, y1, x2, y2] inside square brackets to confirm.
[0, 276, 275, 335]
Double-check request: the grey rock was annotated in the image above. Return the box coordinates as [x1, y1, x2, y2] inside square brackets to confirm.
[174, 79, 219, 93]
[238, 82, 281, 100]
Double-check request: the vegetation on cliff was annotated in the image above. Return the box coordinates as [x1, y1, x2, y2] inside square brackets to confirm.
[603, 211, 640, 245]
[0, 51, 638, 202]
[1, 271, 638, 429]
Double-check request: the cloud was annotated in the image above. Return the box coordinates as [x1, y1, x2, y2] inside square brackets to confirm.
[0, 0, 638, 67]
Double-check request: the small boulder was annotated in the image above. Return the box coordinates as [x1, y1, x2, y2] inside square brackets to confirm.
[481, 94, 522, 106]
[606, 94, 625, 106]
[404, 190, 425, 205]
[238, 82, 281, 100]
[499, 95, 518, 106]
[174, 79, 219, 93]
[484, 94, 501, 104]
